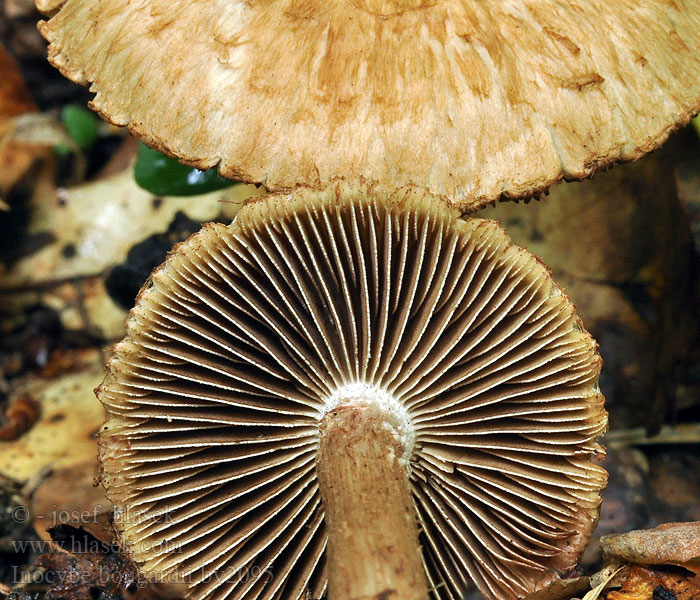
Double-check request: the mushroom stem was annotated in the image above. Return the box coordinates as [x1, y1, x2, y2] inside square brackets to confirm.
[316, 401, 427, 600]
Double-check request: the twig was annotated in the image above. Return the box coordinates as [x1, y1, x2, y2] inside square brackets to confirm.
[605, 423, 700, 448]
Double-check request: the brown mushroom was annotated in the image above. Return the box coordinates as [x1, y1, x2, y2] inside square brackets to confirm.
[38, 1, 700, 209]
[98, 183, 607, 600]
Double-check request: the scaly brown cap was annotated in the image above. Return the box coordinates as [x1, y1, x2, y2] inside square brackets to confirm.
[39, 1, 700, 210]
[98, 183, 607, 599]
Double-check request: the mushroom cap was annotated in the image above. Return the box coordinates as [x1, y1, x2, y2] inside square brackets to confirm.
[40, 1, 700, 210]
[98, 183, 607, 600]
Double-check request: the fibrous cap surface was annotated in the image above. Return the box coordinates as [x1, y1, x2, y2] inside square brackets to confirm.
[40, 1, 700, 209]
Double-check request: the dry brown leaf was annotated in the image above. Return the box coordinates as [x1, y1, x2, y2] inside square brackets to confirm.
[36, 518, 141, 600]
[0, 44, 36, 120]
[602, 522, 700, 578]
[0, 44, 51, 199]
[30, 514, 186, 600]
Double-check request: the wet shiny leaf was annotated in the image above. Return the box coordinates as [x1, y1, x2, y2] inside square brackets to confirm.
[134, 143, 235, 196]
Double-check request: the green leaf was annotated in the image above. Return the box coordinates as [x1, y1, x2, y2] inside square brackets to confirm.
[693, 115, 700, 138]
[134, 143, 235, 197]
[60, 104, 99, 150]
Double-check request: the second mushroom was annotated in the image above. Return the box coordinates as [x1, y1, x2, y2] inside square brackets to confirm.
[98, 184, 607, 600]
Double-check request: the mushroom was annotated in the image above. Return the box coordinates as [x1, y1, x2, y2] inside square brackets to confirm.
[38, 1, 700, 209]
[98, 183, 607, 600]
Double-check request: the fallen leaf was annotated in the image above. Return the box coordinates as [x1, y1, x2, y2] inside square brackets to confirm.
[2, 113, 77, 148]
[606, 566, 700, 600]
[602, 523, 700, 578]
[0, 168, 263, 339]
[0, 44, 51, 200]
[36, 517, 140, 600]
[576, 566, 624, 600]
[0, 168, 261, 287]
[0, 45, 36, 120]
[25, 515, 186, 600]
[0, 350, 104, 482]
[31, 461, 112, 542]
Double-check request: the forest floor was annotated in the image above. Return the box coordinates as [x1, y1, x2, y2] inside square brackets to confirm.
[1, 3, 700, 600]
